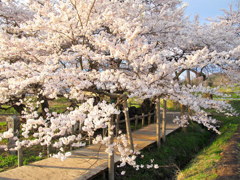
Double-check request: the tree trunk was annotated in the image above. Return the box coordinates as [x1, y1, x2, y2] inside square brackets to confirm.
[162, 100, 167, 142]
[40, 96, 49, 119]
[108, 116, 114, 180]
[186, 70, 191, 85]
[186, 70, 191, 117]
[123, 100, 134, 151]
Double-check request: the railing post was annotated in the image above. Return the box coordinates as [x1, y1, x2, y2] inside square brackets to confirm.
[148, 112, 151, 124]
[70, 125, 75, 151]
[162, 100, 167, 142]
[47, 145, 50, 157]
[180, 104, 185, 116]
[78, 121, 82, 133]
[108, 116, 114, 180]
[156, 97, 161, 148]
[18, 147, 23, 167]
[6, 115, 20, 151]
[141, 113, 145, 127]
[88, 135, 92, 145]
[7, 115, 23, 166]
[102, 128, 106, 137]
[134, 115, 138, 130]
[115, 113, 120, 135]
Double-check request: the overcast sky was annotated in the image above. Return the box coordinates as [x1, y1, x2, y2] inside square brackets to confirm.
[184, 0, 236, 23]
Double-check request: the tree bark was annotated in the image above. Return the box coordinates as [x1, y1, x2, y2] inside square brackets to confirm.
[123, 100, 134, 151]
[108, 116, 114, 180]
[162, 100, 167, 142]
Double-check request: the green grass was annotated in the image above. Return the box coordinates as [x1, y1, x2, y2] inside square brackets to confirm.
[0, 154, 18, 172]
[0, 122, 7, 135]
[48, 97, 70, 113]
[128, 98, 142, 108]
[214, 93, 240, 99]
[216, 85, 240, 99]
[0, 153, 44, 172]
[218, 85, 240, 93]
[53, 97, 69, 103]
[230, 93, 240, 99]
[49, 105, 69, 113]
[177, 101, 240, 180]
[0, 122, 8, 145]
[0, 97, 70, 115]
[0, 105, 18, 114]
[0, 122, 7, 126]
[23, 155, 43, 165]
[128, 98, 181, 111]
[0, 145, 46, 172]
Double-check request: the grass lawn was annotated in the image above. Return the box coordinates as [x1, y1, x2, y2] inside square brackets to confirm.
[0, 146, 45, 172]
[0, 106, 18, 114]
[0, 122, 7, 145]
[0, 97, 70, 115]
[218, 85, 240, 93]
[0, 121, 7, 135]
[177, 100, 240, 180]
[0, 118, 46, 172]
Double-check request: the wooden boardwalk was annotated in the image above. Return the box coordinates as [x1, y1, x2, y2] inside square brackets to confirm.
[0, 114, 179, 180]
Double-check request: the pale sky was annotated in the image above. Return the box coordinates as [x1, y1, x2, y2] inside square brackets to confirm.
[184, 0, 236, 23]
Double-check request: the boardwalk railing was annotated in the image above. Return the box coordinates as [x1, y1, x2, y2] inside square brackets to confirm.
[0, 117, 180, 180]
[2, 109, 181, 180]
[119, 112, 154, 129]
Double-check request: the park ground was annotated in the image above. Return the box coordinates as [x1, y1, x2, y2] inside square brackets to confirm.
[177, 100, 240, 180]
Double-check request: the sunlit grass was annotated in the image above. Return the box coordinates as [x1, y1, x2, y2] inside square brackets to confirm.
[176, 101, 240, 180]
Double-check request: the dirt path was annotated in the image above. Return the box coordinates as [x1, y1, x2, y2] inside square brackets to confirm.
[216, 126, 240, 180]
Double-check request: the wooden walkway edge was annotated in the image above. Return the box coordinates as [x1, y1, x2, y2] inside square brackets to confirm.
[0, 121, 179, 180]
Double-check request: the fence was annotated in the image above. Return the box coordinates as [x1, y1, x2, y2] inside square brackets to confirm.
[3, 109, 180, 169]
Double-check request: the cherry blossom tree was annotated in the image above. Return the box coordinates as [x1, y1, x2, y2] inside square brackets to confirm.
[0, 0, 239, 179]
